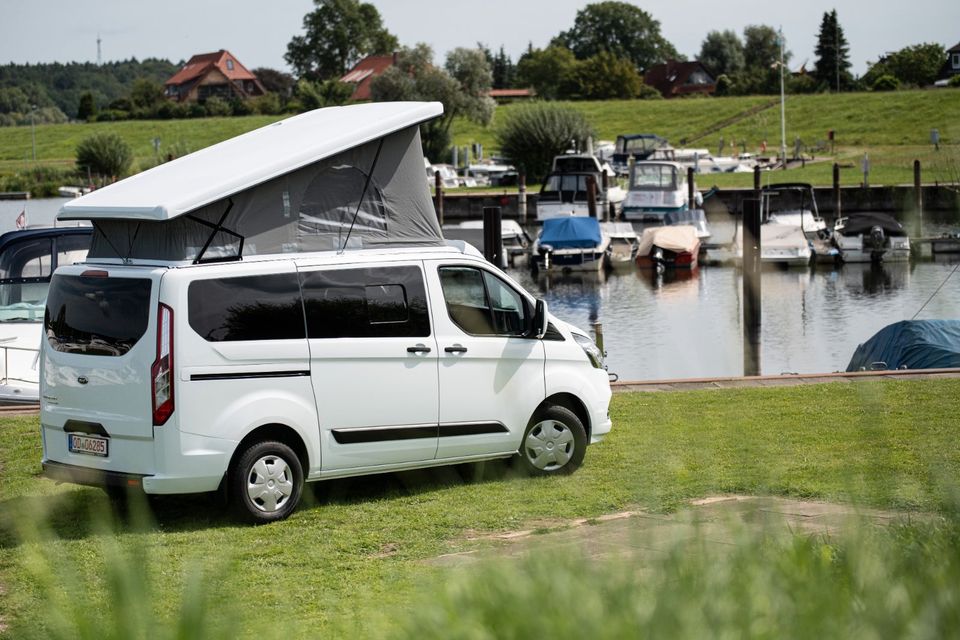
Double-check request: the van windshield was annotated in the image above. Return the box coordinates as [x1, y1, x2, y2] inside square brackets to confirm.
[44, 275, 152, 356]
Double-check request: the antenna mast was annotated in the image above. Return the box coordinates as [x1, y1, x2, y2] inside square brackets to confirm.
[97, 33, 102, 65]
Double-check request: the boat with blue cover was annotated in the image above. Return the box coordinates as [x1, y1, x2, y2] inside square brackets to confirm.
[532, 217, 610, 272]
[846, 319, 960, 371]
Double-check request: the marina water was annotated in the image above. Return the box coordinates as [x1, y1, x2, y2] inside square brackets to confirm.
[7, 198, 959, 382]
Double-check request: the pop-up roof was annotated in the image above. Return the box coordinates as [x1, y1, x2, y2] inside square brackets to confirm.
[62, 101, 445, 262]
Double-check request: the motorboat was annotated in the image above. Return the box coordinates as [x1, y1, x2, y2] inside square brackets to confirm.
[610, 134, 670, 175]
[443, 219, 532, 267]
[760, 223, 813, 266]
[537, 161, 625, 221]
[847, 320, 960, 371]
[532, 216, 610, 272]
[635, 225, 701, 270]
[760, 183, 836, 264]
[833, 212, 911, 263]
[601, 222, 639, 268]
[621, 161, 701, 223]
[0, 226, 92, 404]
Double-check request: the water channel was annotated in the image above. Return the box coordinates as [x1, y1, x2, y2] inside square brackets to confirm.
[4, 198, 959, 382]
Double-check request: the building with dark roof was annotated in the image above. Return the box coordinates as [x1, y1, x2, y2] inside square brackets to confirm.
[643, 60, 716, 98]
[164, 50, 265, 103]
[937, 42, 960, 85]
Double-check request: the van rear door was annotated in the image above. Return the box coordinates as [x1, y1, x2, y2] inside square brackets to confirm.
[41, 265, 163, 475]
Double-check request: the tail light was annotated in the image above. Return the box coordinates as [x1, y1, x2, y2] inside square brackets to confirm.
[151, 303, 174, 425]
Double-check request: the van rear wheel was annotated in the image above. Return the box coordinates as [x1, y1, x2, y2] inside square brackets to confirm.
[518, 406, 586, 476]
[230, 441, 303, 523]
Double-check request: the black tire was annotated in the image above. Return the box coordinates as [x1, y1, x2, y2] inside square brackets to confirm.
[230, 440, 304, 523]
[517, 405, 587, 476]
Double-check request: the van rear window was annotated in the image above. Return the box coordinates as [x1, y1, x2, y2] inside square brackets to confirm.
[45, 275, 152, 356]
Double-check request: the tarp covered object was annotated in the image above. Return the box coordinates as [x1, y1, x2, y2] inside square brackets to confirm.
[840, 212, 906, 236]
[846, 319, 960, 371]
[539, 217, 602, 249]
[60, 102, 445, 261]
[637, 225, 699, 256]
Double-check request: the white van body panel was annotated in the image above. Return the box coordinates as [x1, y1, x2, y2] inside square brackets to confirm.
[424, 259, 546, 458]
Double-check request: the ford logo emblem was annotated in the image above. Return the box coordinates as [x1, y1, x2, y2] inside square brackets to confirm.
[77, 376, 88, 385]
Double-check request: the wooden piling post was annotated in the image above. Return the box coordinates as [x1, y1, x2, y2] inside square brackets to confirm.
[753, 164, 761, 192]
[687, 167, 696, 210]
[518, 173, 527, 224]
[601, 171, 609, 222]
[914, 160, 923, 237]
[482, 206, 503, 267]
[742, 197, 762, 377]
[833, 163, 841, 222]
[586, 175, 598, 218]
[434, 170, 444, 225]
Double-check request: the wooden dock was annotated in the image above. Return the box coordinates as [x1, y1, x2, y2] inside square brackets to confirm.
[0, 192, 30, 200]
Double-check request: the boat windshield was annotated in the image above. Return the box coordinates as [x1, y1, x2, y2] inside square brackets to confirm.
[540, 174, 591, 201]
[0, 235, 89, 323]
[631, 165, 678, 191]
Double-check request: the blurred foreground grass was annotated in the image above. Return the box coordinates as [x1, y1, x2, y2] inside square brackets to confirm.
[1, 378, 958, 637]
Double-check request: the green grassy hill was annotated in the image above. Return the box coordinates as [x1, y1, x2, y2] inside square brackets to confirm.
[1, 90, 958, 190]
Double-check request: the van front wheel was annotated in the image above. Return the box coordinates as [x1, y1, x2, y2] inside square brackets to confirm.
[518, 406, 586, 476]
[230, 441, 303, 523]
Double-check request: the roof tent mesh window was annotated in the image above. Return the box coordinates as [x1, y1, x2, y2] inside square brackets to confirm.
[87, 125, 442, 261]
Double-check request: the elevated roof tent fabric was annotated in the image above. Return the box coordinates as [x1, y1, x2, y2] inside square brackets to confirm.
[59, 102, 444, 262]
[846, 320, 960, 372]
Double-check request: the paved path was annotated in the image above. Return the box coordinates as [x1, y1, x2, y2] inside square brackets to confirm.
[427, 496, 922, 568]
[612, 368, 960, 393]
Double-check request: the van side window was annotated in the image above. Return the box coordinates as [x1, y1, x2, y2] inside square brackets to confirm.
[188, 274, 305, 342]
[300, 266, 429, 338]
[438, 266, 528, 336]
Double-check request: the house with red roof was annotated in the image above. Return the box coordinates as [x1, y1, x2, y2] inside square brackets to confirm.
[339, 54, 398, 101]
[643, 60, 716, 99]
[164, 49, 265, 103]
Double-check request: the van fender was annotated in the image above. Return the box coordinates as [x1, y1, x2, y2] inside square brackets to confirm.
[196, 388, 321, 474]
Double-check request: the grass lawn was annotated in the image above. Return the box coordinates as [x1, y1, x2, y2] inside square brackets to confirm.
[1, 379, 959, 637]
[2, 90, 958, 191]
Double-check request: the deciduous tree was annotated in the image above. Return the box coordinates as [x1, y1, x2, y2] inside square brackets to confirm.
[495, 102, 594, 181]
[516, 46, 580, 100]
[864, 43, 946, 88]
[699, 30, 745, 77]
[551, 1, 679, 72]
[577, 52, 643, 100]
[285, 0, 399, 81]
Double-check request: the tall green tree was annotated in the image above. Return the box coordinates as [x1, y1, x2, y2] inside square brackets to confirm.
[577, 52, 643, 99]
[370, 45, 494, 160]
[76, 92, 97, 120]
[492, 46, 516, 89]
[699, 30, 745, 76]
[863, 43, 946, 87]
[516, 46, 581, 100]
[285, 0, 399, 81]
[551, 1, 679, 72]
[813, 10, 853, 91]
[734, 25, 791, 94]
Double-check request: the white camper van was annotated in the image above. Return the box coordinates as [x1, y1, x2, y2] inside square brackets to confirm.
[40, 102, 613, 522]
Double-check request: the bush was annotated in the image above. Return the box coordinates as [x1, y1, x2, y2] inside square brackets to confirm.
[203, 96, 232, 117]
[950, 75, 960, 88]
[872, 74, 900, 91]
[229, 98, 253, 116]
[495, 101, 595, 181]
[188, 102, 207, 118]
[76, 131, 133, 181]
[251, 93, 282, 115]
[95, 109, 130, 122]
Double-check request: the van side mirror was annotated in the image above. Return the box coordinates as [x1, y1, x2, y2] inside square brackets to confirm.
[527, 299, 548, 339]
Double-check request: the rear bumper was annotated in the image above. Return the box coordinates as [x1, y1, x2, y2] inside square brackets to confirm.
[42, 459, 147, 489]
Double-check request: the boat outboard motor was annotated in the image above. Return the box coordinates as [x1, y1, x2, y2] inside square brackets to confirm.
[868, 225, 886, 261]
[652, 246, 666, 274]
[538, 243, 554, 270]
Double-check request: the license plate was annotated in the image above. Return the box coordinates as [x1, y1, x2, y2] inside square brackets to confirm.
[68, 434, 109, 457]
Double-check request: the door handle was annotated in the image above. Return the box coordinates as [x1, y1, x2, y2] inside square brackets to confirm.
[444, 345, 468, 354]
[406, 345, 432, 354]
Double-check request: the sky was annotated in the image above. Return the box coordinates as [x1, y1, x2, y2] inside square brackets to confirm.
[2, 0, 959, 76]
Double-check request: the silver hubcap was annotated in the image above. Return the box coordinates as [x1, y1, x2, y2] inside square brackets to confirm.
[524, 420, 575, 471]
[246, 455, 294, 513]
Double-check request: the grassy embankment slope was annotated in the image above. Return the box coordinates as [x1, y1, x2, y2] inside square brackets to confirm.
[0, 90, 957, 192]
[0, 379, 958, 637]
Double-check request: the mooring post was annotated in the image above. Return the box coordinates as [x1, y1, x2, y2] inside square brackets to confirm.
[914, 160, 923, 238]
[742, 196, 762, 377]
[687, 167, 696, 210]
[591, 321, 605, 355]
[753, 164, 761, 192]
[518, 173, 527, 224]
[833, 163, 841, 222]
[482, 206, 503, 267]
[586, 175, 598, 218]
[434, 170, 444, 225]
[601, 171, 609, 222]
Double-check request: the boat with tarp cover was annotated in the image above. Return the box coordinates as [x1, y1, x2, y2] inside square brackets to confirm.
[847, 320, 960, 371]
[834, 212, 911, 263]
[532, 217, 610, 272]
